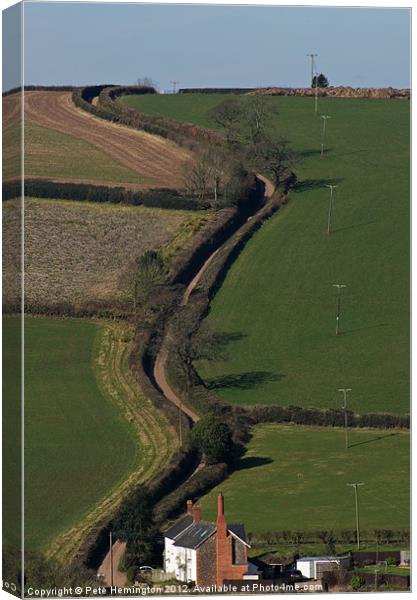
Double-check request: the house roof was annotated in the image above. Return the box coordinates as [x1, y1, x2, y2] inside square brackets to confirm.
[259, 553, 283, 566]
[164, 517, 250, 550]
[297, 555, 350, 562]
[173, 521, 217, 549]
[229, 523, 249, 546]
[164, 515, 193, 540]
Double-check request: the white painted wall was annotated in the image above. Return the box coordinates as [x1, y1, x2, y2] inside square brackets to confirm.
[297, 560, 314, 579]
[296, 558, 351, 580]
[164, 537, 197, 582]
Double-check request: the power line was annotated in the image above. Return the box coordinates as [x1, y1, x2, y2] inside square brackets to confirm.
[320, 115, 331, 157]
[325, 184, 338, 234]
[170, 80, 180, 94]
[332, 284, 347, 336]
[306, 53, 318, 86]
[338, 388, 352, 449]
[347, 483, 364, 550]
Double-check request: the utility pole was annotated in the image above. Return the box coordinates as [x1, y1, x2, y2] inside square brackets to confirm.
[326, 184, 338, 234]
[170, 80, 179, 94]
[338, 388, 352, 449]
[109, 530, 114, 587]
[306, 53, 318, 86]
[320, 115, 331, 157]
[314, 71, 319, 114]
[332, 284, 346, 336]
[347, 483, 364, 550]
[179, 401, 183, 448]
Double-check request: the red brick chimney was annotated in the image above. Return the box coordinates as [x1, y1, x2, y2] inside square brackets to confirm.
[193, 504, 201, 522]
[186, 499, 193, 514]
[215, 492, 248, 586]
[217, 493, 226, 524]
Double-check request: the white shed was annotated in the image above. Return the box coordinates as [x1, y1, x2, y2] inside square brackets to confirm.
[296, 556, 351, 580]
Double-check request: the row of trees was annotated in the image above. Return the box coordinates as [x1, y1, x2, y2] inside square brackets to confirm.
[185, 95, 296, 202]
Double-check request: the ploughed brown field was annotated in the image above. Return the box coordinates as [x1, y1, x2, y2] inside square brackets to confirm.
[3, 91, 191, 188]
[3, 198, 207, 313]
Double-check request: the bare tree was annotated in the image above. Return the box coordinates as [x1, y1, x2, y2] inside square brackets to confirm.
[136, 76, 158, 90]
[184, 147, 246, 208]
[184, 156, 212, 200]
[244, 96, 270, 144]
[133, 250, 166, 315]
[253, 139, 295, 187]
[208, 98, 243, 145]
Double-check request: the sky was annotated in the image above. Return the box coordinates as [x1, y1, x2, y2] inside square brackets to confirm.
[3, 1, 411, 91]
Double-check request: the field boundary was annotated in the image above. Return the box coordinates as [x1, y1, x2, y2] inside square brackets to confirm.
[73, 85, 222, 150]
[3, 178, 207, 210]
[178, 86, 410, 99]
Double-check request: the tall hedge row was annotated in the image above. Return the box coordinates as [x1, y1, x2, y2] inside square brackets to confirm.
[3, 85, 76, 97]
[179, 88, 258, 94]
[3, 179, 207, 211]
[72, 85, 223, 150]
[77, 188, 266, 568]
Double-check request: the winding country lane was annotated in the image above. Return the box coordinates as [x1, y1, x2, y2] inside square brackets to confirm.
[153, 174, 274, 424]
[97, 177, 274, 586]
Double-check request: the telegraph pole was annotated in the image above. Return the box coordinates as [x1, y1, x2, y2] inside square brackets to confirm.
[109, 530, 114, 587]
[314, 71, 319, 114]
[332, 284, 346, 335]
[179, 401, 183, 448]
[306, 53, 318, 86]
[170, 80, 180, 94]
[326, 184, 338, 234]
[347, 483, 364, 550]
[320, 115, 331, 157]
[338, 388, 352, 449]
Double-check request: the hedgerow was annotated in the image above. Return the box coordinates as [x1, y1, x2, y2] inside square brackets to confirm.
[3, 179, 207, 211]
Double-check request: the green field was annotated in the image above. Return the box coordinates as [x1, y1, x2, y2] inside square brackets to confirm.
[4, 316, 140, 550]
[123, 93, 410, 414]
[199, 424, 410, 533]
[3, 122, 148, 184]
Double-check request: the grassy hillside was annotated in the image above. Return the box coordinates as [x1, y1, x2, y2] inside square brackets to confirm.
[3, 198, 208, 312]
[124, 93, 410, 414]
[199, 424, 410, 533]
[119, 93, 233, 129]
[4, 317, 138, 549]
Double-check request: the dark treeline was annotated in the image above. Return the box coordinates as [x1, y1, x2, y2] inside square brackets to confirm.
[79, 184, 268, 572]
[2, 85, 77, 97]
[243, 404, 409, 430]
[249, 528, 410, 547]
[179, 88, 259, 94]
[3, 179, 208, 211]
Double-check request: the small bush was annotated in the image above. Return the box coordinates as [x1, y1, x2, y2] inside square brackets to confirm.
[350, 575, 364, 591]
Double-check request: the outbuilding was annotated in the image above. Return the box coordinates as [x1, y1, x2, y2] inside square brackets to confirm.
[296, 556, 351, 580]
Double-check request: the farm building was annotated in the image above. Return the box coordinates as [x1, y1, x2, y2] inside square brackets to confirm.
[296, 556, 351, 580]
[163, 493, 261, 586]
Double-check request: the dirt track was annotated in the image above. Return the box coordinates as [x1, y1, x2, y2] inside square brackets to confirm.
[153, 174, 274, 424]
[98, 540, 127, 587]
[22, 91, 191, 188]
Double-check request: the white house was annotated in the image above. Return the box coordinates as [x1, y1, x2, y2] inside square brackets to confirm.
[163, 498, 256, 586]
[163, 512, 210, 582]
[296, 556, 351, 580]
